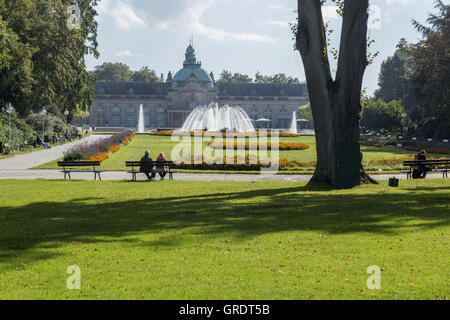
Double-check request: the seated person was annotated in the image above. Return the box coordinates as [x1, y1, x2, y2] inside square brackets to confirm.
[156, 152, 168, 180]
[140, 150, 155, 180]
[417, 150, 429, 179]
[37, 134, 51, 149]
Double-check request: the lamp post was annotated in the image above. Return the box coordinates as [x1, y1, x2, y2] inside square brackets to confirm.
[41, 108, 47, 134]
[6, 104, 14, 141]
[64, 109, 69, 124]
[402, 112, 407, 139]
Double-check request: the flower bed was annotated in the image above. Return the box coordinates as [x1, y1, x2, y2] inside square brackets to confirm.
[403, 146, 450, 155]
[207, 141, 310, 151]
[63, 129, 135, 162]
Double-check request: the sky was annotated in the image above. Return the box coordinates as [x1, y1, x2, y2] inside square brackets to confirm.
[86, 0, 446, 95]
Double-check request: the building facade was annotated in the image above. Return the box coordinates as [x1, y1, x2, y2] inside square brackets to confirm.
[90, 44, 309, 130]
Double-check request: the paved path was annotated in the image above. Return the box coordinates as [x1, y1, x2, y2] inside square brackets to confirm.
[0, 169, 442, 181]
[0, 135, 110, 170]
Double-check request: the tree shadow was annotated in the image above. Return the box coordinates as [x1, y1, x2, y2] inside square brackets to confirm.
[0, 184, 448, 269]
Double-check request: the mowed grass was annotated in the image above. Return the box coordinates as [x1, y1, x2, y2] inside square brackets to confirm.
[34, 135, 447, 172]
[0, 179, 448, 299]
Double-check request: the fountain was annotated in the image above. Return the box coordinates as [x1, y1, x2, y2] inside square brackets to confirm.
[180, 102, 255, 132]
[137, 104, 145, 133]
[288, 111, 297, 134]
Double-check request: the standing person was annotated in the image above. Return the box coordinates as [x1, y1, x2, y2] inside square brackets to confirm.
[156, 152, 168, 180]
[140, 150, 155, 180]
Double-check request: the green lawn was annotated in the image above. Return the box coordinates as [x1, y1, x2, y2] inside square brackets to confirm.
[0, 179, 448, 299]
[35, 134, 448, 172]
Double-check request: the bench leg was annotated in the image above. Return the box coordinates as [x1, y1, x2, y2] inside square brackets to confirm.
[98, 172, 102, 181]
[68, 172, 71, 180]
[169, 172, 173, 180]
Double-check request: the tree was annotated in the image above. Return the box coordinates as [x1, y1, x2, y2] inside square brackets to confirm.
[361, 99, 405, 131]
[255, 72, 301, 84]
[410, 0, 449, 138]
[0, 0, 99, 116]
[294, 0, 371, 187]
[217, 70, 252, 83]
[374, 39, 424, 122]
[94, 62, 133, 82]
[132, 66, 161, 82]
[298, 103, 312, 121]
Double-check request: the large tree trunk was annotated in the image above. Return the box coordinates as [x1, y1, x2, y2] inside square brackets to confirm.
[297, 0, 373, 188]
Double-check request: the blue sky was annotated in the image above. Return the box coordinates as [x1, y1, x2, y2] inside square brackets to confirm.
[86, 0, 446, 94]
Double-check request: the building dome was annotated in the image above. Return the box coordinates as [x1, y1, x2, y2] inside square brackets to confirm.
[172, 43, 213, 89]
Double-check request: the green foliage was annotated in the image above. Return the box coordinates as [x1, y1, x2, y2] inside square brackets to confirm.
[132, 66, 161, 82]
[216, 71, 301, 84]
[216, 70, 252, 83]
[298, 103, 312, 121]
[0, 109, 35, 151]
[361, 99, 407, 131]
[94, 62, 133, 82]
[0, 0, 99, 115]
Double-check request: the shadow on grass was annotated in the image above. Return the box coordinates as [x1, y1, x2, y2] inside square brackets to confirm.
[0, 184, 449, 267]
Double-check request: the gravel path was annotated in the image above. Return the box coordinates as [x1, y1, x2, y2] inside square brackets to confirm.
[0, 135, 110, 170]
[0, 169, 442, 181]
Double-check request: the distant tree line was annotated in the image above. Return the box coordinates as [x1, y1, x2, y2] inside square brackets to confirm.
[216, 71, 303, 84]
[93, 63, 161, 83]
[364, 0, 449, 139]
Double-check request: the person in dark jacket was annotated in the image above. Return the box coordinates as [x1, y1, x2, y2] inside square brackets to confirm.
[156, 152, 168, 180]
[140, 150, 155, 180]
[37, 134, 51, 149]
[417, 150, 429, 179]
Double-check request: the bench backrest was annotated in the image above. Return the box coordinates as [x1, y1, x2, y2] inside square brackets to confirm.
[403, 159, 449, 166]
[58, 161, 101, 167]
[126, 161, 175, 167]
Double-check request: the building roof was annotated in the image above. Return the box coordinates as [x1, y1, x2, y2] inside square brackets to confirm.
[95, 82, 169, 96]
[217, 83, 307, 97]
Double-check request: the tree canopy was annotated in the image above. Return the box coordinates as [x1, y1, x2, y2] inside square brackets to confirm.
[0, 0, 99, 116]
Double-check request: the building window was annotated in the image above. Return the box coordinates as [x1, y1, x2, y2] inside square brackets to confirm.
[111, 106, 121, 126]
[127, 107, 135, 126]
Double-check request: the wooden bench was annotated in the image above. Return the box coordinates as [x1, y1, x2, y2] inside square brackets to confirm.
[57, 161, 105, 180]
[402, 159, 450, 179]
[125, 161, 178, 181]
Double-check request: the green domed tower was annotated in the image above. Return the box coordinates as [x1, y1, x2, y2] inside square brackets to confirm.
[172, 43, 214, 89]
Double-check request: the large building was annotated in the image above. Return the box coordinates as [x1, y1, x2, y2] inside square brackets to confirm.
[90, 43, 309, 130]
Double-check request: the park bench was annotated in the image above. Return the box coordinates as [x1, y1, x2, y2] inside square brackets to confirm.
[402, 159, 450, 179]
[57, 161, 105, 180]
[125, 161, 178, 181]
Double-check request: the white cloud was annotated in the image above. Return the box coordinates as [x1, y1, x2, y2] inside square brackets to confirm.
[110, 2, 146, 30]
[263, 20, 289, 28]
[386, 0, 413, 6]
[115, 50, 144, 57]
[95, 0, 275, 42]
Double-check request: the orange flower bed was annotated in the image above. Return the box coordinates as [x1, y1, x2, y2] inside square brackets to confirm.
[89, 152, 110, 162]
[208, 141, 310, 151]
[109, 145, 120, 153]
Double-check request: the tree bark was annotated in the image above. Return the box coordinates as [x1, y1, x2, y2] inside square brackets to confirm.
[297, 0, 372, 188]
